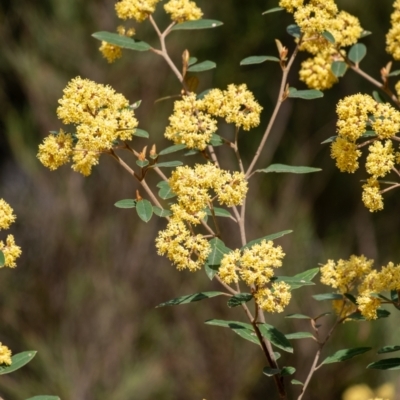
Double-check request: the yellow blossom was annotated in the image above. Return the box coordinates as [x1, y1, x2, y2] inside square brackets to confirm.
[332, 298, 357, 319]
[0, 343, 12, 365]
[330, 137, 361, 173]
[362, 178, 383, 212]
[218, 250, 241, 284]
[327, 11, 362, 48]
[294, 3, 337, 36]
[202, 84, 263, 131]
[99, 42, 122, 63]
[299, 50, 338, 90]
[371, 102, 400, 139]
[0, 199, 16, 230]
[386, 0, 400, 60]
[164, 0, 203, 23]
[37, 130, 73, 171]
[71, 146, 100, 177]
[254, 282, 291, 313]
[0, 235, 22, 268]
[115, 0, 160, 22]
[279, 0, 304, 13]
[165, 94, 217, 150]
[366, 140, 395, 178]
[356, 295, 381, 320]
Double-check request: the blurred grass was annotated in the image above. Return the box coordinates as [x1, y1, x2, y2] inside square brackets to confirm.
[0, 0, 400, 399]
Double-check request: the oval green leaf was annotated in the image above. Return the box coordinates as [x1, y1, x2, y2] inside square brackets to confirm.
[159, 144, 187, 155]
[227, 293, 253, 308]
[274, 276, 315, 290]
[0, 351, 37, 375]
[348, 309, 390, 320]
[367, 358, 400, 370]
[205, 207, 233, 218]
[242, 230, 293, 250]
[153, 161, 183, 168]
[360, 30, 372, 38]
[25, 397, 61, 400]
[321, 136, 337, 144]
[322, 347, 371, 365]
[258, 323, 293, 353]
[287, 24, 301, 38]
[263, 367, 281, 376]
[285, 332, 314, 340]
[313, 293, 343, 301]
[157, 292, 225, 307]
[262, 7, 284, 15]
[285, 314, 311, 319]
[0, 251, 4, 267]
[291, 379, 304, 386]
[152, 206, 171, 218]
[205, 320, 259, 345]
[209, 133, 224, 146]
[288, 88, 324, 100]
[188, 60, 216, 72]
[331, 61, 347, 78]
[281, 366, 296, 376]
[92, 32, 151, 51]
[257, 164, 321, 174]
[205, 263, 220, 280]
[240, 56, 280, 66]
[188, 57, 198, 66]
[377, 345, 400, 354]
[207, 238, 231, 266]
[372, 91, 384, 104]
[136, 159, 149, 168]
[136, 199, 153, 223]
[133, 128, 149, 138]
[388, 69, 400, 77]
[348, 43, 367, 64]
[157, 181, 176, 200]
[114, 199, 137, 209]
[171, 19, 223, 31]
[322, 31, 335, 43]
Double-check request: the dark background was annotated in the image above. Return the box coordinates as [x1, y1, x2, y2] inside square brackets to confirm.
[0, 1, 399, 399]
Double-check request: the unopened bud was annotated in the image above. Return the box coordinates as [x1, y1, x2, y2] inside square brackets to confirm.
[150, 144, 157, 157]
[136, 190, 142, 201]
[138, 146, 147, 161]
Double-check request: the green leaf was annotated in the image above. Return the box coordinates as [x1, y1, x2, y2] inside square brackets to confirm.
[378, 345, 400, 354]
[287, 24, 301, 38]
[291, 379, 304, 386]
[188, 60, 216, 72]
[197, 89, 212, 100]
[209, 133, 224, 146]
[205, 207, 233, 218]
[262, 7, 284, 15]
[136, 159, 149, 168]
[285, 314, 311, 319]
[348, 309, 390, 320]
[130, 100, 142, 110]
[313, 293, 343, 301]
[344, 293, 357, 304]
[360, 30, 372, 38]
[205, 320, 259, 345]
[322, 31, 335, 43]
[136, 199, 153, 223]
[207, 238, 231, 266]
[321, 136, 337, 144]
[285, 332, 314, 340]
[242, 230, 293, 250]
[114, 199, 137, 209]
[92, 32, 151, 51]
[153, 161, 183, 168]
[273, 276, 315, 290]
[294, 268, 319, 282]
[171, 19, 223, 31]
[188, 57, 198, 66]
[372, 91, 384, 104]
[258, 323, 293, 353]
[331, 61, 347, 78]
[281, 366, 296, 376]
[152, 206, 171, 218]
[0, 351, 37, 375]
[157, 181, 177, 200]
[157, 292, 225, 307]
[263, 367, 281, 376]
[25, 397, 61, 400]
[257, 164, 321, 174]
[159, 144, 186, 155]
[367, 358, 400, 370]
[362, 130, 377, 138]
[322, 347, 372, 365]
[348, 43, 367, 64]
[133, 128, 150, 138]
[388, 69, 400, 77]
[288, 88, 324, 100]
[240, 56, 280, 66]
[227, 293, 253, 308]
[0, 251, 4, 267]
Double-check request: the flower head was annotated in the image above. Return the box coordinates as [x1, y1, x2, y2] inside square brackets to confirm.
[0, 343, 12, 365]
[362, 178, 383, 212]
[330, 137, 361, 173]
[0, 199, 16, 230]
[164, 0, 203, 23]
[254, 282, 291, 313]
[366, 140, 395, 178]
[386, 0, 400, 60]
[0, 235, 22, 268]
[115, 0, 160, 22]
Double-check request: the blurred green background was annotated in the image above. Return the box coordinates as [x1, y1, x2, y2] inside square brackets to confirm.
[1, 0, 400, 399]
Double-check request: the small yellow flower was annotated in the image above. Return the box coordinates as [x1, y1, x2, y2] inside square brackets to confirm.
[0, 343, 12, 366]
[115, 0, 160, 22]
[386, 0, 400, 60]
[254, 282, 291, 313]
[366, 140, 395, 178]
[218, 250, 241, 284]
[330, 137, 361, 173]
[0, 235, 22, 268]
[279, 0, 304, 13]
[99, 42, 122, 63]
[362, 178, 383, 212]
[0, 199, 16, 231]
[164, 0, 203, 23]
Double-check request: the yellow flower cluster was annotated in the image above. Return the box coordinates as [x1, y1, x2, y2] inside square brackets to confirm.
[164, 0, 203, 23]
[330, 93, 400, 211]
[115, 0, 160, 22]
[38, 77, 138, 176]
[387, 0, 400, 60]
[0, 343, 12, 365]
[280, 0, 363, 90]
[321, 255, 400, 320]
[165, 94, 217, 150]
[218, 240, 291, 313]
[0, 199, 22, 269]
[156, 163, 248, 271]
[202, 84, 263, 131]
[99, 26, 135, 64]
